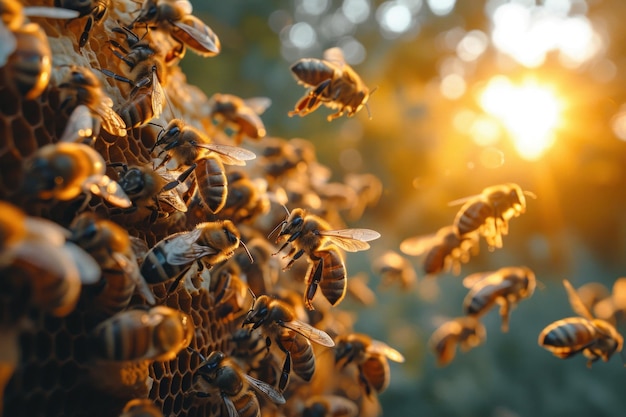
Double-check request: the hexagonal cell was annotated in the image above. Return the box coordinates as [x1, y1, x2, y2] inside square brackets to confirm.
[53, 329, 73, 362]
[169, 371, 181, 396]
[34, 331, 53, 360]
[40, 360, 60, 391]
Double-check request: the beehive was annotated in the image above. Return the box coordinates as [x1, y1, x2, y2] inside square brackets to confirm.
[0, 0, 387, 416]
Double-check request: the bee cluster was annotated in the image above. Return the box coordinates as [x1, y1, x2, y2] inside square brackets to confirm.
[0, 1, 393, 417]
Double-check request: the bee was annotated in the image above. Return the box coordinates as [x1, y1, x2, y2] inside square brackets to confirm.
[139, 220, 242, 292]
[132, 0, 220, 58]
[399, 225, 478, 276]
[0, 0, 78, 99]
[272, 207, 380, 309]
[334, 333, 405, 396]
[54, 0, 108, 48]
[57, 65, 127, 137]
[450, 183, 535, 249]
[462, 266, 536, 333]
[21, 142, 132, 208]
[90, 305, 193, 362]
[289, 47, 370, 122]
[68, 213, 156, 316]
[592, 278, 626, 324]
[538, 279, 624, 367]
[231, 235, 278, 297]
[243, 294, 335, 391]
[371, 250, 417, 290]
[428, 316, 487, 367]
[207, 93, 271, 145]
[216, 170, 270, 223]
[119, 398, 163, 417]
[152, 118, 256, 214]
[113, 163, 188, 222]
[192, 350, 286, 417]
[0, 202, 100, 317]
[299, 395, 359, 417]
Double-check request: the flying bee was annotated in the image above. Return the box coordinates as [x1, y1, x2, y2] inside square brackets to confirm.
[113, 163, 188, 222]
[151, 118, 256, 214]
[289, 47, 371, 122]
[243, 294, 335, 391]
[538, 279, 624, 367]
[462, 266, 536, 333]
[334, 333, 405, 397]
[90, 305, 193, 362]
[21, 142, 132, 208]
[207, 93, 271, 145]
[372, 250, 417, 290]
[132, 0, 220, 57]
[68, 213, 156, 316]
[54, 0, 108, 48]
[449, 183, 535, 249]
[119, 398, 163, 417]
[140, 220, 243, 293]
[57, 65, 127, 137]
[272, 207, 380, 309]
[0, 1, 78, 99]
[399, 225, 479, 276]
[192, 350, 285, 417]
[299, 395, 359, 417]
[428, 316, 486, 367]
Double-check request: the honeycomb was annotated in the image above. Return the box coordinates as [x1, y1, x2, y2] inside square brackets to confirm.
[0, 1, 389, 416]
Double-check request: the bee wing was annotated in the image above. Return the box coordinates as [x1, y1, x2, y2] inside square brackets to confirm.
[112, 252, 156, 305]
[23, 6, 80, 19]
[563, 279, 594, 320]
[95, 104, 127, 137]
[63, 242, 101, 284]
[369, 340, 406, 363]
[399, 233, 435, 256]
[163, 230, 219, 265]
[130, 237, 149, 262]
[447, 194, 481, 207]
[245, 374, 286, 405]
[172, 20, 220, 55]
[323, 47, 347, 68]
[195, 143, 256, 166]
[0, 21, 16, 67]
[84, 175, 133, 208]
[23, 217, 69, 246]
[319, 229, 380, 252]
[612, 277, 626, 310]
[243, 97, 272, 115]
[60, 105, 97, 143]
[221, 395, 239, 417]
[175, 0, 193, 14]
[282, 320, 335, 347]
[151, 71, 165, 119]
[158, 190, 188, 213]
[462, 272, 492, 289]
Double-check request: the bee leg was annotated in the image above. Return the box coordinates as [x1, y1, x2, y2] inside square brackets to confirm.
[79, 16, 94, 49]
[99, 68, 134, 87]
[357, 365, 373, 397]
[304, 258, 323, 310]
[161, 164, 195, 192]
[308, 80, 332, 110]
[283, 248, 304, 270]
[278, 350, 291, 392]
[498, 301, 511, 333]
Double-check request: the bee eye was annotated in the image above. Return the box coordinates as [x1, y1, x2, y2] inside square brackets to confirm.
[292, 216, 303, 227]
[224, 229, 238, 243]
[146, 4, 158, 19]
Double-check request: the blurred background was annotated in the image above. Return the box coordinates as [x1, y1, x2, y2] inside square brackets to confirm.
[183, 1, 626, 415]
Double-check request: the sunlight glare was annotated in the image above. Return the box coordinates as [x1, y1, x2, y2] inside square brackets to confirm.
[479, 76, 563, 160]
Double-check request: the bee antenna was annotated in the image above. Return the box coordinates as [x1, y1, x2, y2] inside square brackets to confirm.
[149, 122, 166, 153]
[267, 219, 286, 242]
[524, 190, 537, 199]
[239, 239, 254, 264]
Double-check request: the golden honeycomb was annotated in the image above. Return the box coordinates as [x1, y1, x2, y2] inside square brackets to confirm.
[0, 0, 389, 416]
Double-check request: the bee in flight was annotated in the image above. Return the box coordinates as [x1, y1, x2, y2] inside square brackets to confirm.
[207, 93, 271, 145]
[538, 279, 623, 368]
[462, 266, 536, 333]
[428, 316, 486, 367]
[289, 47, 371, 122]
[272, 207, 380, 309]
[371, 250, 417, 290]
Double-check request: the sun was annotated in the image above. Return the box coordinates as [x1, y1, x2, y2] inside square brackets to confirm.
[479, 76, 564, 160]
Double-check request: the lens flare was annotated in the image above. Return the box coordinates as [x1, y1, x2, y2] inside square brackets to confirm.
[479, 76, 563, 161]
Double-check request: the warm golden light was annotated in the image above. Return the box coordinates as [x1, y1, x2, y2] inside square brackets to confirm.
[479, 76, 563, 161]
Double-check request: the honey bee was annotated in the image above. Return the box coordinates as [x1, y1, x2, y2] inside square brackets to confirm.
[538, 279, 624, 367]
[299, 395, 359, 417]
[399, 225, 478, 276]
[57, 65, 127, 137]
[462, 266, 536, 333]
[113, 163, 188, 222]
[55, 0, 109, 48]
[272, 207, 380, 309]
[0, 0, 77, 99]
[119, 398, 163, 417]
[334, 333, 405, 396]
[207, 93, 271, 144]
[68, 213, 156, 316]
[231, 235, 278, 297]
[139, 220, 242, 292]
[0, 202, 100, 317]
[371, 250, 417, 290]
[428, 316, 487, 367]
[243, 294, 335, 390]
[192, 350, 285, 417]
[450, 183, 534, 249]
[21, 142, 132, 208]
[90, 305, 193, 362]
[132, 0, 221, 57]
[152, 118, 256, 214]
[288, 47, 370, 122]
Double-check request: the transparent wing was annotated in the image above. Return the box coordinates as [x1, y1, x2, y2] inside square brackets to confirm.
[95, 104, 127, 137]
[447, 194, 481, 207]
[112, 252, 156, 305]
[130, 236, 149, 262]
[221, 395, 239, 417]
[195, 143, 256, 166]
[323, 47, 346, 68]
[563, 279, 594, 320]
[245, 374, 286, 405]
[174, 0, 193, 14]
[23, 217, 69, 246]
[151, 71, 165, 119]
[85, 175, 132, 208]
[161, 228, 216, 265]
[173, 20, 220, 55]
[23, 6, 80, 19]
[320, 229, 380, 252]
[369, 340, 405, 363]
[243, 97, 272, 115]
[60, 105, 97, 143]
[282, 320, 335, 347]
[399, 233, 435, 256]
[0, 22, 16, 67]
[63, 242, 101, 284]
[462, 272, 491, 289]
